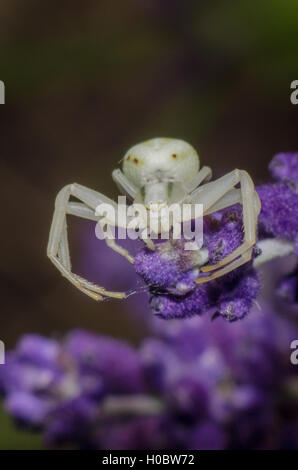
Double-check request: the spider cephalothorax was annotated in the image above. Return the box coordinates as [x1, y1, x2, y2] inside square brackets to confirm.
[47, 138, 261, 300]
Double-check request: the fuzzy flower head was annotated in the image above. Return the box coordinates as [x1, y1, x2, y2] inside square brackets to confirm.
[135, 208, 260, 321]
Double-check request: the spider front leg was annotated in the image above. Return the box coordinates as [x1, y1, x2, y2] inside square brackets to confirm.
[184, 166, 212, 193]
[203, 171, 260, 272]
[98, 220, 134, 264]
[112, 169, 138, 200]
[195, 247, 253, 284]
[47, 183, 133, 301]
[190, 169, 260, 280]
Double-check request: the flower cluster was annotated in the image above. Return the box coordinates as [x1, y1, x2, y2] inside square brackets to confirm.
[0, 332, 144, 446]
[135, 153, 298, 320]
[0, 304, 298, 449]
[135, 212, 261, 321]
[257, 152, 298, 307]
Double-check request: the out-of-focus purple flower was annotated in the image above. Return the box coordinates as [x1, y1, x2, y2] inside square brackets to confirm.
[1, 303, 298, 449]
[257, 183, 298, 243]
[0, 335, 62, 396]
[64, 330, 144, 394]
[269, 152, 298, 185]
[166, 375, 210, 419]
[189, 421, 226, 450]
[5, 392, 52, 428]
[0, 331, 145, 443]
[16, 335, 60, 367]
[276, 268, 298, 304]
[256, 153, 298, 309]
[45, 396, 98, 445]
[257, 152, 298, 248]
[94, 416, 167, 450]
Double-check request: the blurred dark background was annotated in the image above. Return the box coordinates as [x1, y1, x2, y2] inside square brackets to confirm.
[0, 0, 298, 349]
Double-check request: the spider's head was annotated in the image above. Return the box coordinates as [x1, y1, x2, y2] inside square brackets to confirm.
[122, 137, 200, 187]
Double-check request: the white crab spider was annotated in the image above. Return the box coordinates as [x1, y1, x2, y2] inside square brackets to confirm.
[47, 137, 261, 301]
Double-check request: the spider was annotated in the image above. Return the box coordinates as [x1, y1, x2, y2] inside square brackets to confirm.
[47, 138, 261, 301]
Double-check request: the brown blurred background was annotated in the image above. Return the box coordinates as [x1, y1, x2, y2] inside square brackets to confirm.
[0, 0, 298, 352]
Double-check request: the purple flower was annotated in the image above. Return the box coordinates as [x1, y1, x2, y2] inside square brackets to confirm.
[257, 152, 298, 249]
[166, 375, 210, 418]
[276, 268, 298, 304]
[45, 396, 98, 445]
[0, 331, 146, 445]
[218, 268, 260, 321]
[269, 152, 298, 185]
[138, 244, 260, 321]
[149, 282, 213, 319]
[134, 239, 199, 296]
[94, 416, 167, 450]
[64, 330, 144, 394]
[255, 153, 298, 309]
[5, 392, 52, 428]
[16, 335, 60, 367]
[189, 421, 226, 450]
[0, 335, 63, 396]
[1, 302, 298, 449]
[207, 207, 244, 265]
[257, 183, 298, 243]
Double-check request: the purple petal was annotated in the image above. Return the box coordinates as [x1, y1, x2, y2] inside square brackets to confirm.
[276, 268, 298, 304]
[189, 421, 226, 450]
[4, 391, 51, 427]
[16, 334, 60, 367]
[134, 240, 200, 295]
[45, 396, 97, 444]
[269, 152, 298, 185]
[65, 330, 144, 393]
[257, 182, 298, 242]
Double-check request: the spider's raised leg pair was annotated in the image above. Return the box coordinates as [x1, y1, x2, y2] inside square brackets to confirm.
[47, 183, 136, 300]
[191, 169, 261, 283]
